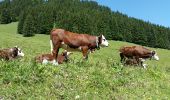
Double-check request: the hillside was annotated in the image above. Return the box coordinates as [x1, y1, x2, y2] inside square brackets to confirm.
[0, 22, 170, 99]
[0, 0, 170, 49]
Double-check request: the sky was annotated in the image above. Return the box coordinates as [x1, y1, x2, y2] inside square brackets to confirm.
[94, 0, 170, 28]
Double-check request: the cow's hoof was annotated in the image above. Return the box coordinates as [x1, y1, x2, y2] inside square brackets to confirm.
[53, 62, 58, 66]
[42, 59, 48, 64]
[52, 60, 58, 66]
[143, 64, 147, 69]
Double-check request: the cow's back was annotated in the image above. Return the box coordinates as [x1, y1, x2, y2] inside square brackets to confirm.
[120, 46, 136, 56]
[0, 50, 9, 60]
[120, 46, 151, 57]
[35, 54, 54, 63]
[51, 29, 96, 48]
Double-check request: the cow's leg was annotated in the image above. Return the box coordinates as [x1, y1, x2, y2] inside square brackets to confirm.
[52, 41, 61, 66]
[81, 46, 89, 60]
[139, 58, 147, 69]
[134, 56, 140, 65]
[120, 53, 125, 63]
[134, 56, 146, 68]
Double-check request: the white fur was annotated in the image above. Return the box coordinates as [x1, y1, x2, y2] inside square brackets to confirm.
[66, 51, 72, 55]
[17, 48, 24, 57]
[96, 37, 99, 48]
[52, 59, 58, 66]
[100, 35, 109, 47]
[153, 53, 159, 61]
[142, 64, 147, 69]
[42, 59, 48, 64]
[139, 58, 146, 62]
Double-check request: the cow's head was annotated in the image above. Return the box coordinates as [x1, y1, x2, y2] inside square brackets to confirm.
[98, 35, 109, 47]
[61, 50, 73, 61]
[151, 50, 159, 61]
[11, 46, 25, 57]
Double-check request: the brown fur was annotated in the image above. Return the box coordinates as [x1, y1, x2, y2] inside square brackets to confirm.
[0, 47, 20, 60]
[119, 46, 154, 65]
[50, 29, 102, 61]
[124, 57, 142, 66]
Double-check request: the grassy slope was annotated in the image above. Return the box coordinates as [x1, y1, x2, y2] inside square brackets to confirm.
[0, 22, 170, 99]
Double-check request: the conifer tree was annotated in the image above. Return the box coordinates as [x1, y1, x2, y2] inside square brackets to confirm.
[22, 14, 35, 37]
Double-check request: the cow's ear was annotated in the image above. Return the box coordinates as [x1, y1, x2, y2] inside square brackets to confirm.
[14, 46, 18, 48]
[152, 50, 156, 55]
[12, 48, 18, 57]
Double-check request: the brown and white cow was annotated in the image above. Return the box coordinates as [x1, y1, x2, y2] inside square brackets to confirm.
[50, 29, 109, 65]
[124, 57, 146, 67]
[119, 46, 159, 68]
[35, 51, 72, 64]
[0, 46, 24, 60]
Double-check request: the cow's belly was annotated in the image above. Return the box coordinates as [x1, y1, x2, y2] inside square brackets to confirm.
[60, 42, 82, 52]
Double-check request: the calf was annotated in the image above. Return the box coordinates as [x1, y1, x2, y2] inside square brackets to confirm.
[0, 46, 24, 60]
[35, 51, 72, 64]
[124, 58, 147, 68]
[124, 57, 139, 66]
[119, 46, 159, 68]
[50, 29, 109, 65]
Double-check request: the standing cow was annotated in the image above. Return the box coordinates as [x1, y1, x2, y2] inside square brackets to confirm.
[119, 46, 159, 68]
[50, 29, 109, 65]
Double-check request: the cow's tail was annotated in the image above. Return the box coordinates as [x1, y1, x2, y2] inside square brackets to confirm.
[50, 39, 53, 54]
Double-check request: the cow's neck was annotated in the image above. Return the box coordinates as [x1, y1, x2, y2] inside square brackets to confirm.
[96, 37, 100, 50]
[142, 52, 152, 59]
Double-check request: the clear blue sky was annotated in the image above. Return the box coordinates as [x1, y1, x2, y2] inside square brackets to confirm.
[94, 0, 170, 28]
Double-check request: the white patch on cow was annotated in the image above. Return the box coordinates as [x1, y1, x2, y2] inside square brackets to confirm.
[66, 51, 73, 56]
[153, 53, 159, 61]
[52, 59, 58, 66]
[96, 37, 99, 48]
[10, 48, 13, 52]
[42, 59, 48, 64]
[17, 48, 24, 57]
[61, 42, 81, 52]
[83, 56, 87, 59]
[142, 64, 147, 69]
[78, 47, 82, 50]
[50, 40, 53, 54]
[100, 35, 109, 47]
[139, 58, 146, 62]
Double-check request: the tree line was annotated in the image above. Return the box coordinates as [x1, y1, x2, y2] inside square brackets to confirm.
[0, 0, 170, 49]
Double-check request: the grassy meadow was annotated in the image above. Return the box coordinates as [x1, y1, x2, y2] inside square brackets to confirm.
[0, 22, 170, 99]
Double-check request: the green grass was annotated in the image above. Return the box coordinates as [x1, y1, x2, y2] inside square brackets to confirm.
[0, 22, 170, 99]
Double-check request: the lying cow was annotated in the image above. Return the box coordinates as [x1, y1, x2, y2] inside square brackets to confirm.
[50, 29, 109, 65]
[0, 46, 24, 60]
[119, 46, 159, 68]
[124, 57, 139, 66]
[35, 51, 72, 64]
[124, 58, 147, 68]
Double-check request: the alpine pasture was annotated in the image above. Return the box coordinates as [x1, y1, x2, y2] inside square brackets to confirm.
[0, 22, 170, 99]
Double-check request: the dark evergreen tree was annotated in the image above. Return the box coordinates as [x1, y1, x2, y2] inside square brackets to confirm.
[22, 14, 35, 37]
[0, 9, 11, 24]
[17, 11, 27, 34]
